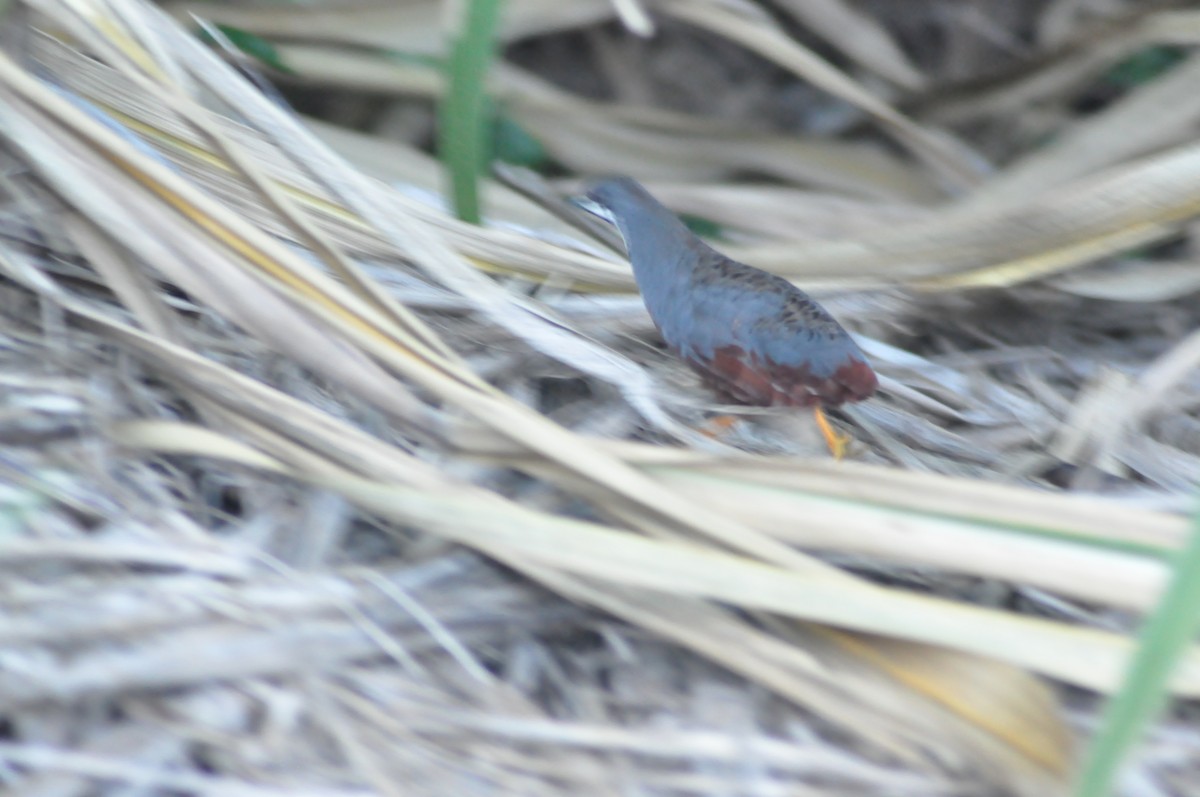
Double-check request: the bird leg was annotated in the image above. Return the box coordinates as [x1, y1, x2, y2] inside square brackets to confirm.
[813, 407, 850, 460]
[701, 414, 740, 438]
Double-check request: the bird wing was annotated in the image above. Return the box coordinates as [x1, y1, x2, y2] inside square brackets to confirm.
[676, 252, 878, 407]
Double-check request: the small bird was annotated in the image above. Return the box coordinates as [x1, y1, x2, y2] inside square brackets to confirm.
[580, 177, 877, 456]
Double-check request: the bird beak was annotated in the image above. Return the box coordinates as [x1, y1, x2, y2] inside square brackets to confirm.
[569, 195, 616, 225]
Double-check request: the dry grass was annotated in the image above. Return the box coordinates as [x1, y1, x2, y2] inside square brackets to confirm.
[1, 0, 1199, 795]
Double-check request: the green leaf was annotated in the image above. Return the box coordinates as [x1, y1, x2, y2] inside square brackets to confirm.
[198, 24, 293, 75]
[491, 108, 548, 169]
[1073, 505, 1200, 797]
[681, 213, 725, 240]
[1103, 47, 1185, 89]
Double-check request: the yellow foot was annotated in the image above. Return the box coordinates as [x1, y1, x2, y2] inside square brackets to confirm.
[814, 407, 851, 460]
[701, 414, 739, 439]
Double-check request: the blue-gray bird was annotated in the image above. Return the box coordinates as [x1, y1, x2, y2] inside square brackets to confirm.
[581, 177, 877, 454]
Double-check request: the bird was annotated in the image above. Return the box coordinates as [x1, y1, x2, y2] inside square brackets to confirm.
[579, 177, 877, 457]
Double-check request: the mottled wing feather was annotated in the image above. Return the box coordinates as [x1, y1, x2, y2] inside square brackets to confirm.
[670, 249, 878, 408]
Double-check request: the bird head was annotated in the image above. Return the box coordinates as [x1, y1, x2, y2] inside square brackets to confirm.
[573, 177, 695, 268]
[578, 176, 654, 223]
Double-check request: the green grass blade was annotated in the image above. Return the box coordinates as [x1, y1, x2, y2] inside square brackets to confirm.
[439, 0, 505, 224]
[197, 24, 294, 74]
[1074, 506, 1200, 797]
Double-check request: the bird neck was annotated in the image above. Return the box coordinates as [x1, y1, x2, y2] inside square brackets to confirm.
[610, 204, 699, 300]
